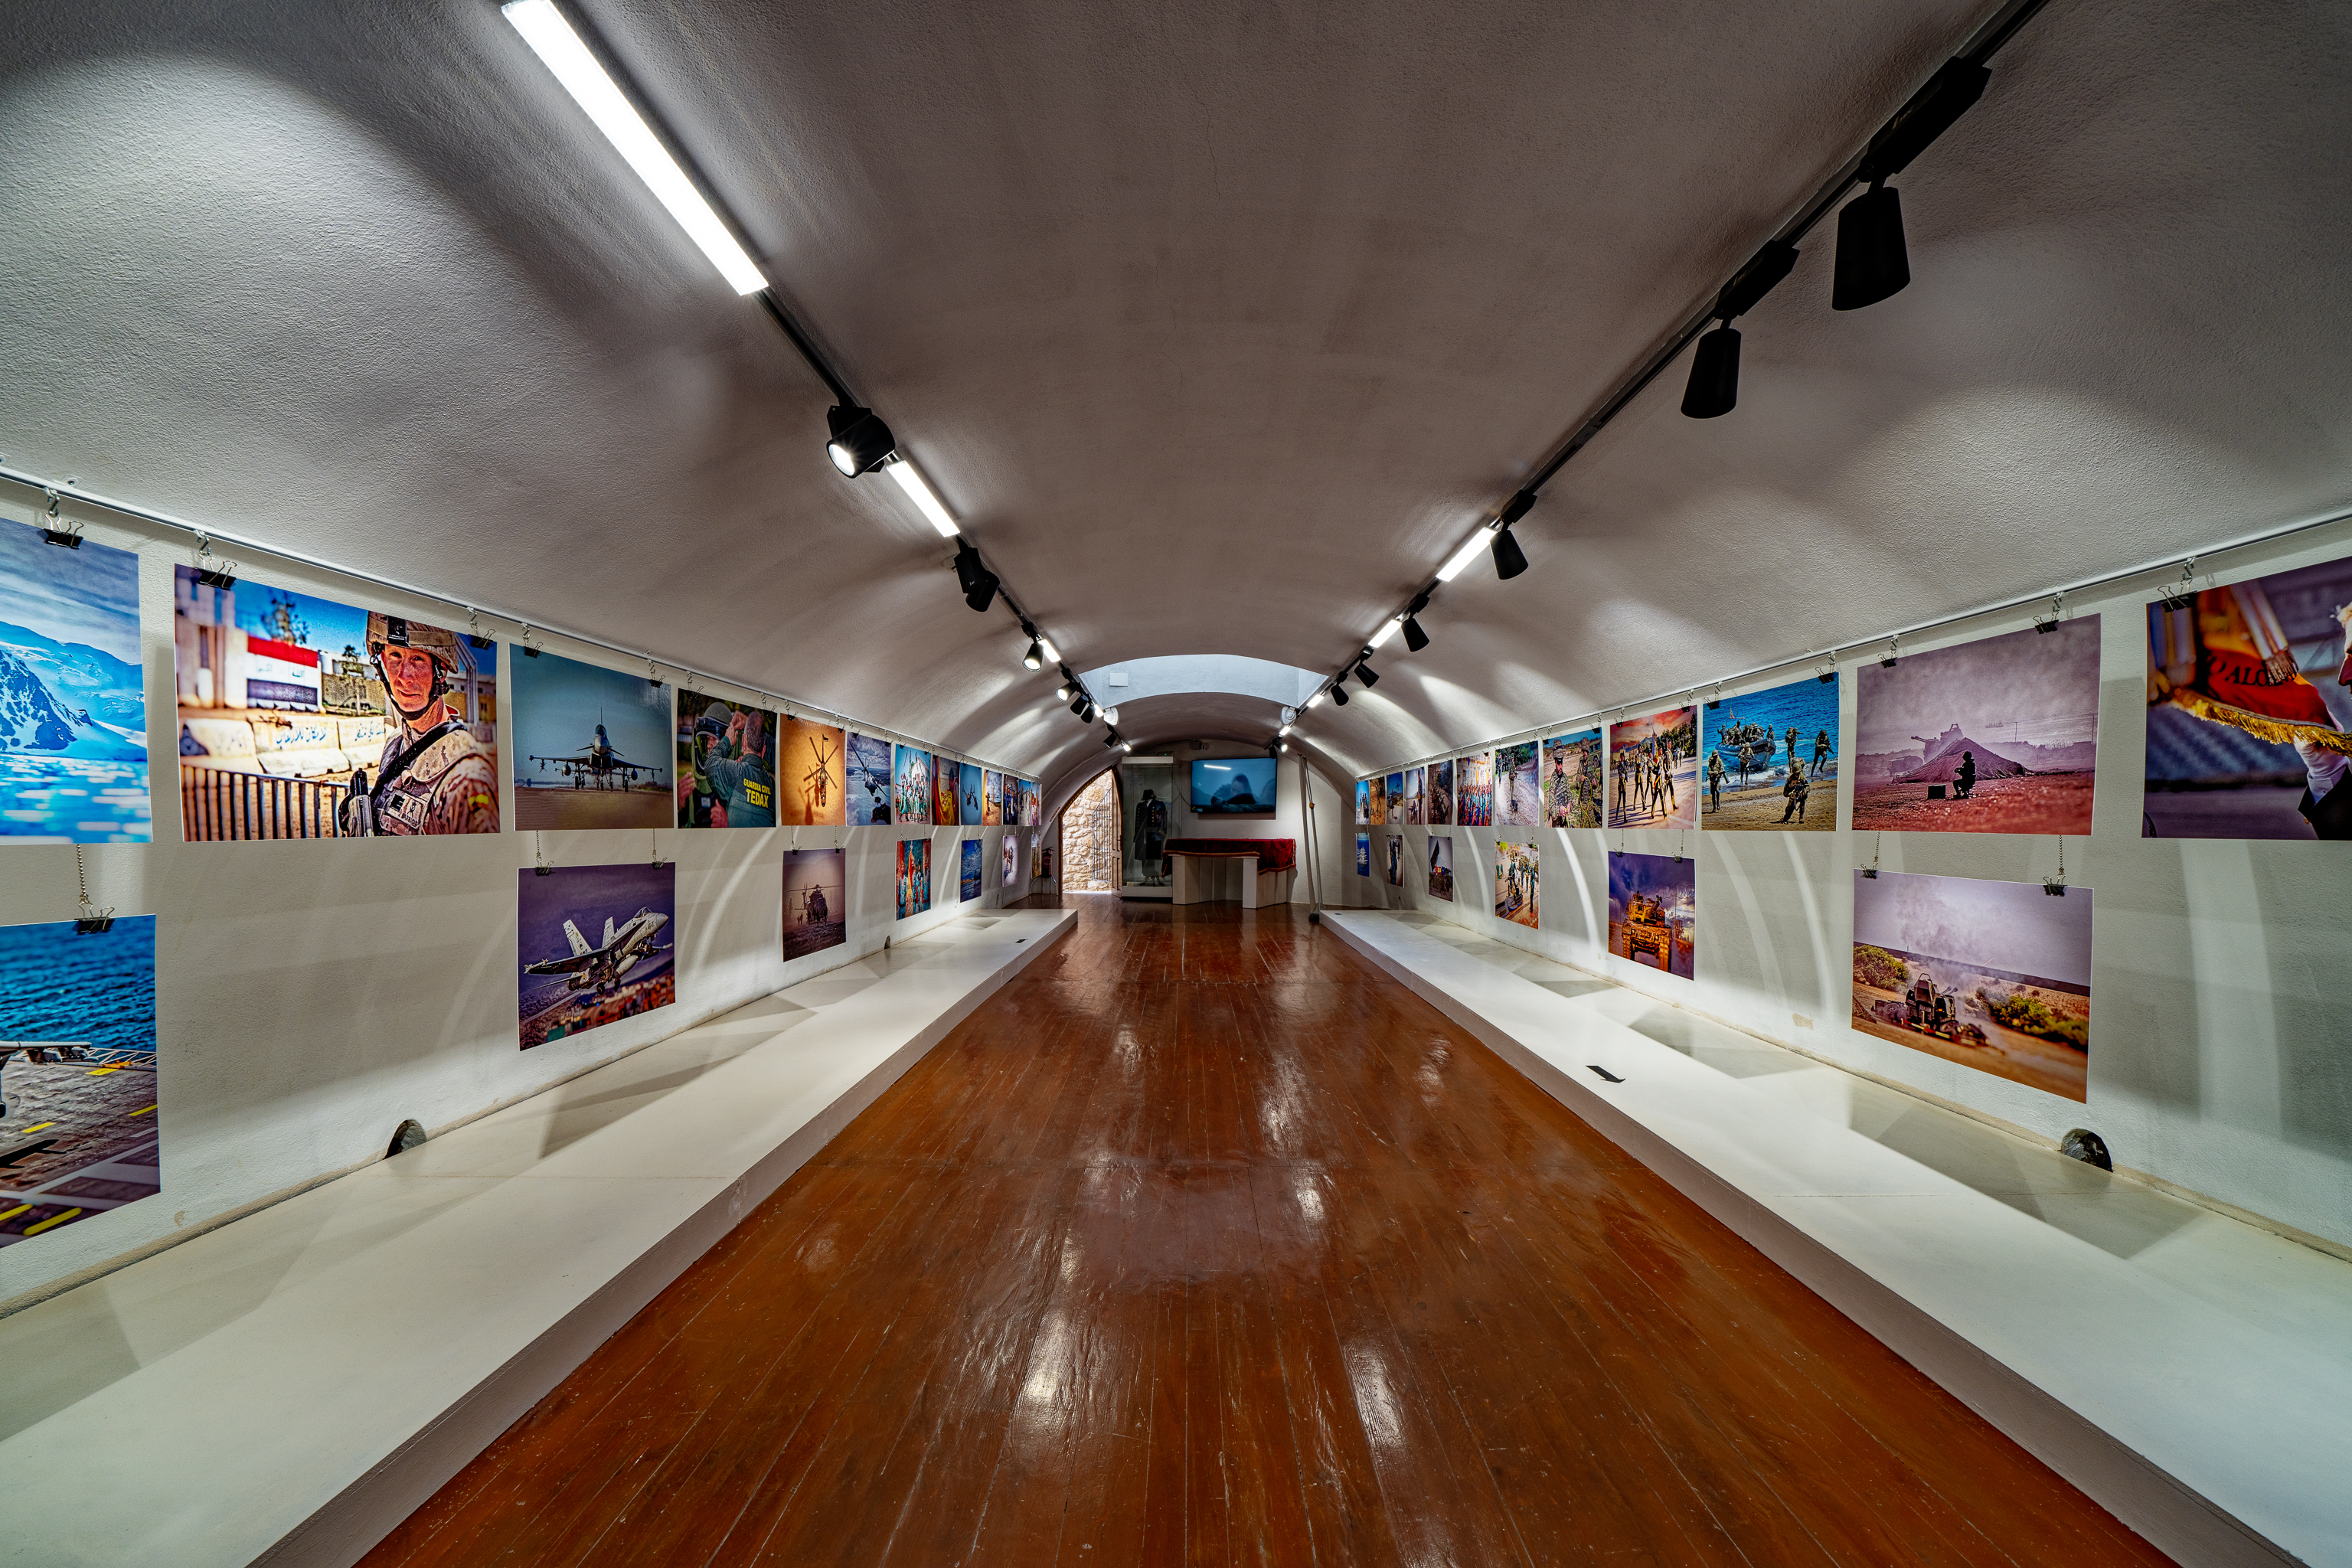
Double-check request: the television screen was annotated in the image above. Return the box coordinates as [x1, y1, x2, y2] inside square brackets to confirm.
[1191, 757, 1278, 818]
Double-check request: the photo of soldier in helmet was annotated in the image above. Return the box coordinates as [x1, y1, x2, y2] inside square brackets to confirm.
[341, 612, 500, 836]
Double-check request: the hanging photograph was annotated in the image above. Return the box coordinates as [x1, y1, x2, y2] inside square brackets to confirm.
[1852, 870, 2092, 1101]
[781, 848, 847, 961]
[896, 838, 932, 918]
[927, 753, 956, 825]
[1497, 740, 1540, 826]
[1368, 774, 1387, 826]
[983, 769, 1004, 827]
[517, 863, 676, 1050]
[1854, 620, 2100, 835]
[1355, 834, 1370, 877]
[1607, 851, 1695, 978]
[1456, 751, 1494, 825]
[2, 518, 148, 844]
[0, 915, 158, 1249]
[1355, 779, 1370, 826]
[1429, 758, 1454, 826]
[511, 649, 671, 831]
[1608, 706, 1697, 830]
[1541, 730, 1603, 828]
[1704, 678, 1838, 831]
[894, 745, 933, 826]
[1426, 834, 1455, 901]
[958, 763, 985, 827]
[1002, 833, 1021, 887]
[2146, 556, 2352, 839]
[776, 717, 847, 827]
[1403, 766, 1426, 825]
[959, 837, 983, 903]
[1384, 833, 1405, 887]
[174, 568, 498, 840]
[845, 732, 893, 825]
[1493, 839, 1537, 928]
[1017, 779, 1040, 828]
[675, 696, 777, 829]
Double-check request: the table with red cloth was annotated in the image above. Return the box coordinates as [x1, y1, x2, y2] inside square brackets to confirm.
[1159, 838, 1296, 875]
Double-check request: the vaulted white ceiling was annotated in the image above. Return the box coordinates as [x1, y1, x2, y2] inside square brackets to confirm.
[2, 0, 2345, 798]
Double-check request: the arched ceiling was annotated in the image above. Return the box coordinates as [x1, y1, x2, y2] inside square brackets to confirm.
[2, 0, 2345, 787]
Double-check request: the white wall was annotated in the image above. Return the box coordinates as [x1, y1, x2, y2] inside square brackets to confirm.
[1345, 521, 2352, 1253]
[0, 527, 1036, 1311]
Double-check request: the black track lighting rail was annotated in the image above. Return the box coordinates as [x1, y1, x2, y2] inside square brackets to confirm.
[1301, 0, 2052, 715]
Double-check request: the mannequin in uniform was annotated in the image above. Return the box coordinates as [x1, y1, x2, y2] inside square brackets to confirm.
[1134, 788, 1169, 885]
[340, 613, 498, 835]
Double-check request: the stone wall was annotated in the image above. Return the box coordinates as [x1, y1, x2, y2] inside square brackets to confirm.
[1059, 770, 1122, 890]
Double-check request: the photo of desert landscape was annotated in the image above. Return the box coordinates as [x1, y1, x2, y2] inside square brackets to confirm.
[1854, 620, 2100, 835]
[1851, 869, 2092, 1100]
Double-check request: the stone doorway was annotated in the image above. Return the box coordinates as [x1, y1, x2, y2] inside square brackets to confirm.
[1058, 769, 1122, 891]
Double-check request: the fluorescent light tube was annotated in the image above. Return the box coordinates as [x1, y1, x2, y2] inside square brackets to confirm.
[1037, 638, 1059, 663]
[1436, 528, 1492, 582]
[885, 458, 960, 537]
[502, 0, 768, 295]
[1305, 691, 1326, 709]
[1367, 616, 1402, 649]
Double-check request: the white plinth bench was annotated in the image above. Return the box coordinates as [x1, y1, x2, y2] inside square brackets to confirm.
[1324, 911, 2352, 1568]
[0, 908, 1076, 1568]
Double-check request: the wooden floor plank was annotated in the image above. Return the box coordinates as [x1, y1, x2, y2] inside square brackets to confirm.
[362, 897, 2174, 1568]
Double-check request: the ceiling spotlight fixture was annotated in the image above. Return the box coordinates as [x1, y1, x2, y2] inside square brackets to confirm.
[500, 0, 768, 294]
[1331, 683, 1351, 707]
[1491, 526, 1529, 581]
[1278, 740, 1290, 753]
[952, 539, 999, 612]
[1681, 240, 1798, 420]
[1280, 706, 1298, 726]
[1122, 739, 1135, 753]
[1070, 694, 1089, 716]
[1054, 682, 1071, 702]
[1354, 659, 1379, 688]
[825, 403, 896, 476]
[1400, 614, 1429, 652]
[1104, 730, 1121, 748]
[1080, 701, 1097, 724]
[1101, 706, 1119, 724]
[1834, 58, 1990, 312]
[1021, 625, 1044, 669]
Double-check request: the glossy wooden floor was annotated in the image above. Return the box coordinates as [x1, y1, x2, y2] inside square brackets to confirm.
[364, 899, 2168, 1567]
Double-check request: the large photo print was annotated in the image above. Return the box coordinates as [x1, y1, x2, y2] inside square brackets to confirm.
[1854, 622, 2099, 835]
[1704, 678, 1838, 831]
[1851, 870, 2092, 1101]
[1607, 852, 1695, 978]
[511, 650, 671, 831]
[517, 864, 676, 1048]
[1609, 707, 1697, 830]
[3, 518, 148, 842]
[175, 568, 495, 839]
[675, 697, 777, 828]
[2145, 556, 2352, 838]
[0, 915, 158, 1248]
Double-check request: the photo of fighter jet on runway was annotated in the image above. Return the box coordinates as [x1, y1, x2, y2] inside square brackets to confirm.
[511, 650, 672, 830]
[517, 864, 678, 1048]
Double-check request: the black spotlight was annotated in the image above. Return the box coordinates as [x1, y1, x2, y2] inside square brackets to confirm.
[1491, 525, 1530, 580]
[1080, 701, 1097, 724]
[1833, 183, 1909, 310]
[1070, 694, 1089, 716]
[825, 403, 896, 476]
[1401, 615, 1429, 652]
[1354, 659, 1380, 688]
[1331, 682, 1351, 707]
[952, 540, 999, 612]
[1023, 639, 1044, 669]
[1104, 730, 1121, 748]
[1681, 323, 1741, 418]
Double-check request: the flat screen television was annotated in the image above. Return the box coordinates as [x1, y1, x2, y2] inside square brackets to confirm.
[1191, 757, 1278, 818]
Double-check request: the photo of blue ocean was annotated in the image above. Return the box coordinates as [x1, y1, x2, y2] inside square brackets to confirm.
[0, 915, 158, 1057]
